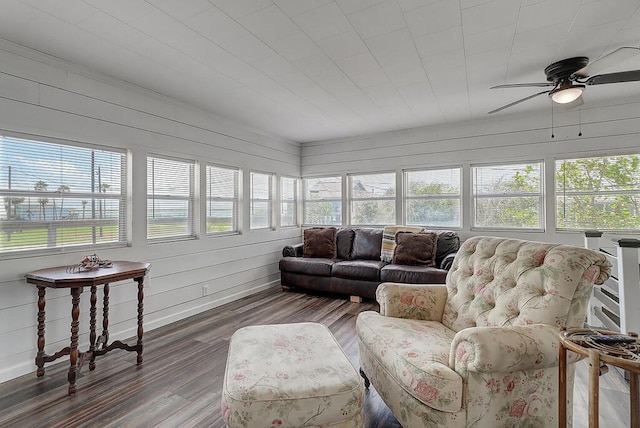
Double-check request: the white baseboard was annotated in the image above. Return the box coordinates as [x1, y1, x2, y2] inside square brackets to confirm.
[143, 280, 280, 332]
[0, 361, 34, 385]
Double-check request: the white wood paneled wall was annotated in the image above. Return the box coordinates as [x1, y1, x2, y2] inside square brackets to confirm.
[0, 40, 301, 383]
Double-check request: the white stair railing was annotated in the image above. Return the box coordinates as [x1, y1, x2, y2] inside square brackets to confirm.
[584, 231, 640, 334]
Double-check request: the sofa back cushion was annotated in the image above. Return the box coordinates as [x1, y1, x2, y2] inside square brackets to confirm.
[431, 230, 460, 266]
[303, 227, 337, 258]
[442, 236, 611, 333]
[392, 232, 438, 266]
[350, 228, 383, 261]
[336, 228, 356, 260]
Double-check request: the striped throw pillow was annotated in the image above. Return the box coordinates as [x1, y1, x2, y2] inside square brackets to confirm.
[380, 225, 424, 262]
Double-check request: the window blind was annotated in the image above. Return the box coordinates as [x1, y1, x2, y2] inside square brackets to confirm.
[206, 164, 238, 234]
[147, 155, 194, 241]
[250, 172, 272, 230]
[348, 172, 395, 226]
[0, 134, 126, 254]
[556, 154, 640, 231]
[472, 162, 543, 230]
[303, 176, 342, 225]
[405, 167, 461, 227]
[280, 176, 297, 227]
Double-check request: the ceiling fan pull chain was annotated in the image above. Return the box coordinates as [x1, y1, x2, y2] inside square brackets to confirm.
[551, 101, 555, 139]
[578, 109, 582, 136]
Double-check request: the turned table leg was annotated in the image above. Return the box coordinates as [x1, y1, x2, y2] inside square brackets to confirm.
[36, 286, 46, 377]
[68, 287, 81, 395]
[135, 277, 144, 365]
[89, 285, 97, 371]
[101, 283, 110, 348]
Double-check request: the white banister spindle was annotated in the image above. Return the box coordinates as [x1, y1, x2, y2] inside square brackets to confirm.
[616, 239, 640, 335]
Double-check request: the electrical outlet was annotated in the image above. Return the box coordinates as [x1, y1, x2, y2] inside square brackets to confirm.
[202, 285, 208, 297]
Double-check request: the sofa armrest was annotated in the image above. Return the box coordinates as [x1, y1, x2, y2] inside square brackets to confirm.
[450, 324, 582, 376]
[376, 282, 447, 321]
[282, 243, 303, 257]
[440, 252, 456, 270]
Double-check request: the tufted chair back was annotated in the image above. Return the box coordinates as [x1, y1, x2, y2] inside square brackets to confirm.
[442, 236, 611, 333]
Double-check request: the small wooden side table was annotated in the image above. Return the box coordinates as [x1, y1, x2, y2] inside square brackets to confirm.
[558, 328, 640, 428]
[25, 261, 151, 395]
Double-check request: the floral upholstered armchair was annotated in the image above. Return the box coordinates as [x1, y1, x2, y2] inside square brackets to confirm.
[356, 236, 611, 428]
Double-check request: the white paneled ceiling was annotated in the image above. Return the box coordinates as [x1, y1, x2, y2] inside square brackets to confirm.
[0, 0, 639, 142]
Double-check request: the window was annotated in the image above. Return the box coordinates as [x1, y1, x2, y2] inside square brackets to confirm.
[472, 161, 543, 230]
[280, 176, 297, 227]
[556, 154, 640, 231]
[303, 176, 342, 225]
[147, 155, 194, 241]
[349, 172, 395, 226]
[405, 167, 461, 228]
[0, 135, 126, 254]
[206, 164, 239, 234]
[250, 172, 272, 230]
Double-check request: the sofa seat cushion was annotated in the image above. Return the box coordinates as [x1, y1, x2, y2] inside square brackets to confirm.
[279, 257, 335, 276]
[381, 264, 447, 284]
[332, 260, 386, 281]
[356, 311, 462, 412]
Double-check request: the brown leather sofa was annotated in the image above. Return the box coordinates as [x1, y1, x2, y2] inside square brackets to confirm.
[279, 228, 460, 300]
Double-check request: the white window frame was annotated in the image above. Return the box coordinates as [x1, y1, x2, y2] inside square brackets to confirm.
[280, 176, 298, 228]
[303, 175, 343, 226]
[206, 163, 239, 236]
[348, 171, 396, 226]
[147, 154, 196, 242]
[555, 153, 640, 232]
[471, 160, 544, 231]
[0, 133, 128, 256]
[404, 166, 462, 229]
[250, 171, 273, 230]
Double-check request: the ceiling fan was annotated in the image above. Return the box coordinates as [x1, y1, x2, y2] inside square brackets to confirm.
[488, 46, 640, 114]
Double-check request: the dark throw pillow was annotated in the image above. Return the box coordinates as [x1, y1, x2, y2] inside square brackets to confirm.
[350, 228, 383, 260]
[303, 227, 337, 258]
[392, 232, 438, 267]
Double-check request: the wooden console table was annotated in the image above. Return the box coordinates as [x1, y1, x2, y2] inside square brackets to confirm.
[25, 261, 151, 395]
[559, 328, 640, 427]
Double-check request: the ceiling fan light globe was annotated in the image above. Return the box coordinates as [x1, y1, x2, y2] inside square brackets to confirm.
[551, 87, 584, 103]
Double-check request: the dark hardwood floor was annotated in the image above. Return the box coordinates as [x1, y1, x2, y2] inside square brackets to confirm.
[0, 286, 631, 427]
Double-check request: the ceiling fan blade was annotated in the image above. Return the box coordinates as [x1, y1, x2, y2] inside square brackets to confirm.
[490, 82, 553, 89]
[487, 90, 551, 114]
[584, 69, 640, 85]
[573, 46, 640, 77]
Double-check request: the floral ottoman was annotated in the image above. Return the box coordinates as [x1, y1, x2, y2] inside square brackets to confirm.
[221, 322, 364, 428]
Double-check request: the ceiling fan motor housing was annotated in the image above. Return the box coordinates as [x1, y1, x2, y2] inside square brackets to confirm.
[544, 56, 589, 82]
